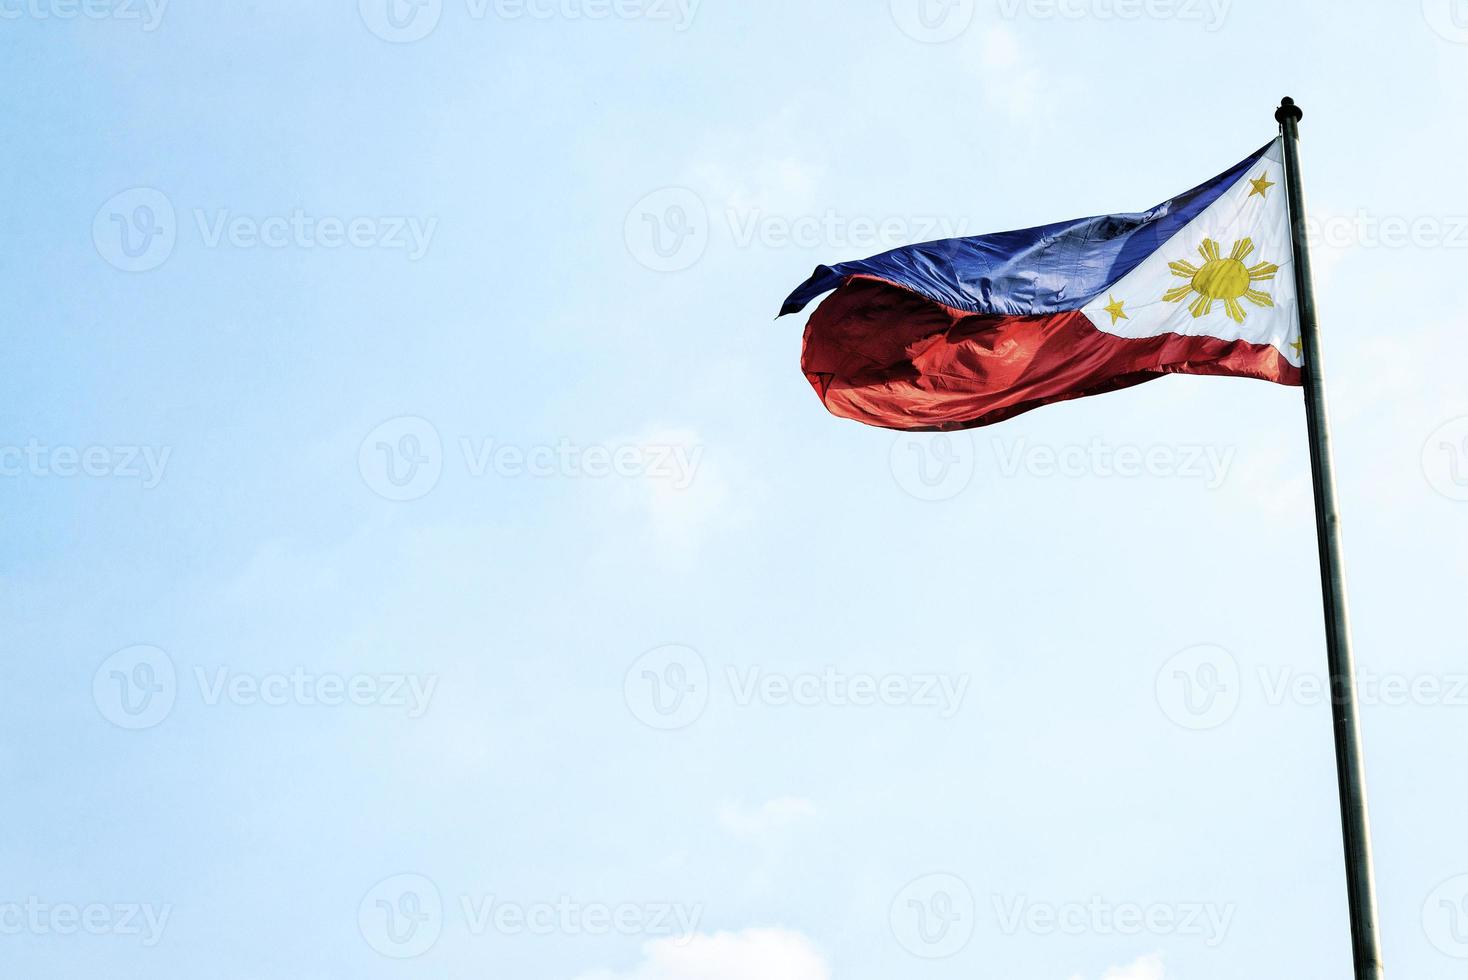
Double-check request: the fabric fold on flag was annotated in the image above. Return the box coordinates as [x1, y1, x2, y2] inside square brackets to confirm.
[781, 140, 1303, 431]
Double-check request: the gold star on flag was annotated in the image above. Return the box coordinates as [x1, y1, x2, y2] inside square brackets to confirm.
[1103, 295, 1128, 324]
[1248, 172, 1276, 198]
[1290, 338, 1303, 357]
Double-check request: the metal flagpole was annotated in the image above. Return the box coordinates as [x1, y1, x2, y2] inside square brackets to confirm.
[1274, 96, 1385, 980]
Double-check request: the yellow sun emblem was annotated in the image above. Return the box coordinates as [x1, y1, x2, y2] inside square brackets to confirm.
[1164, 238, 1279, 324]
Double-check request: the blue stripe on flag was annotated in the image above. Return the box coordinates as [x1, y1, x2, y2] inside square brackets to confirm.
[779, 142, 1274, 318]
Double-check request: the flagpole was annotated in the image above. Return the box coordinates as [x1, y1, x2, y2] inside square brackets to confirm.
[1274, 96, 1384, 980]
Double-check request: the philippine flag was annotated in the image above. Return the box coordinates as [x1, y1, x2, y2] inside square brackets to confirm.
[780, 140, 1302, 431]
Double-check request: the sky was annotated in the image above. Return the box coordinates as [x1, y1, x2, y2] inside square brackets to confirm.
[3, 1, 1468, 978]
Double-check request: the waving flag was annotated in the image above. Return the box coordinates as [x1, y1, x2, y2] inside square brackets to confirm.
[780, 139, 1302, 430]
[779, 98, 1389, 980]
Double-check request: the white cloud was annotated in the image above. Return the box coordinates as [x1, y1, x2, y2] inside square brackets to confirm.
[1221, 437, 1310, 522]
[574, 928, 829, 980]
[1072, 953, 1165, 980]
[978, 23, 1024, 70]
[969, 24, 1055, 124]
[685, 104, 828, 218]
[717, 797, 817, 839]
[604, 425, 759, 565]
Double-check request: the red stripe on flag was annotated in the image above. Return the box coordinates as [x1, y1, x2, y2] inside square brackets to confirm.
[801, 276, 1301, 431]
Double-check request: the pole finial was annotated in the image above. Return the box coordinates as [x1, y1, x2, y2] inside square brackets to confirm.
[1275, 96, 1303, 124]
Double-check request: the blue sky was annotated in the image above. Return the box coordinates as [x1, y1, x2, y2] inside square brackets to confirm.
[4, 2, 1468, 978]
